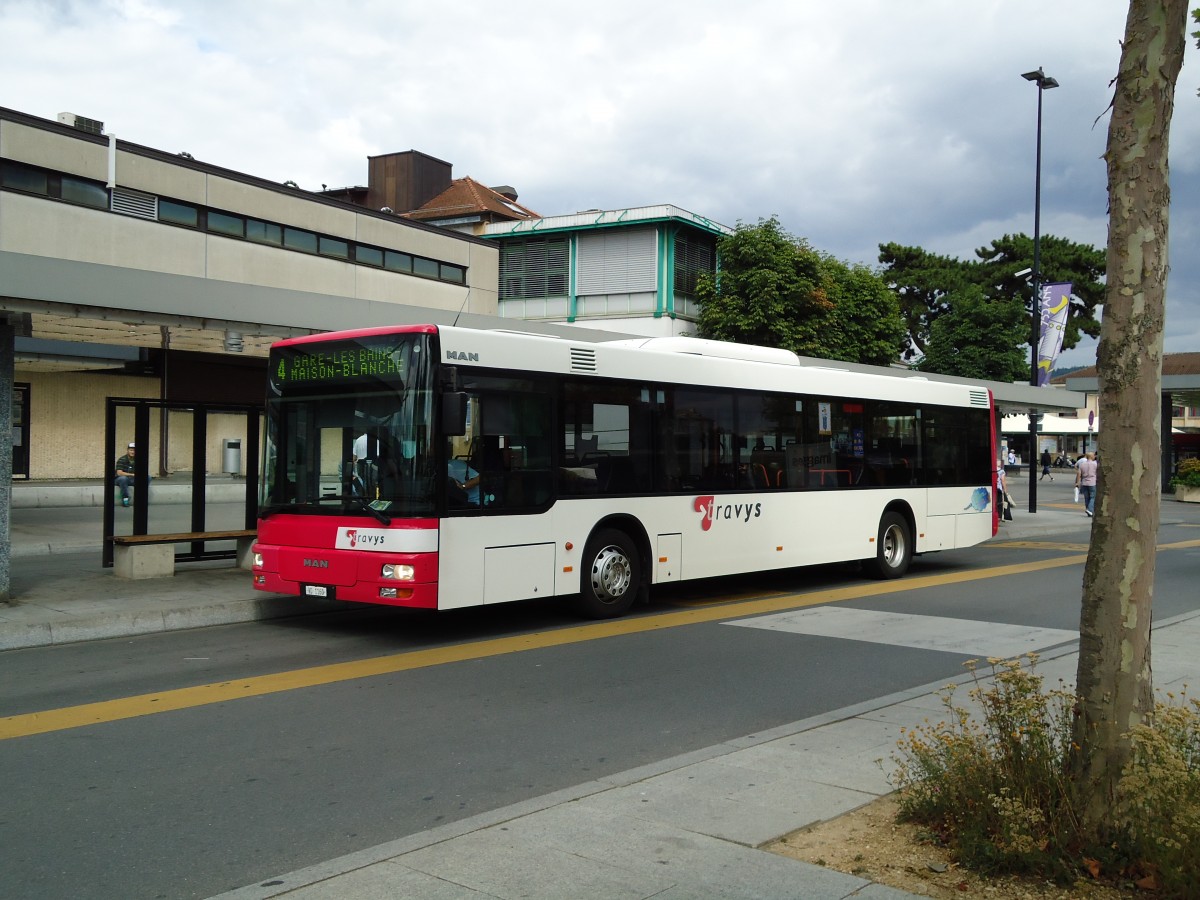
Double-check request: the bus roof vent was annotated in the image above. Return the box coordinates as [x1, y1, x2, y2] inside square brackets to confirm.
[969, 389, 990, 407]
[570, 347, 597, 372]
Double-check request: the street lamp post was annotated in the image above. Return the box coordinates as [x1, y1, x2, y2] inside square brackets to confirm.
[1022, 66, 1058, 514]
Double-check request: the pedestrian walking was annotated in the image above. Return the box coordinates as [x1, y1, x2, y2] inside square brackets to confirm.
[1040, 449, 1053, 481]
[997, 461, 1013, 522]
[1075, 451, 1098, 517]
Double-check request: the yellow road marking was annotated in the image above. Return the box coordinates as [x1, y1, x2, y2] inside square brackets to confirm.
[8, 543, 1199, 741]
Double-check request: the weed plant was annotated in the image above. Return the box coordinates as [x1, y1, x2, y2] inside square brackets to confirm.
[890, 655, 1200, 896]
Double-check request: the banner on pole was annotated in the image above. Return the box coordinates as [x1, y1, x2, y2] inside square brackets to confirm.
[1036, 281, 1072, 386]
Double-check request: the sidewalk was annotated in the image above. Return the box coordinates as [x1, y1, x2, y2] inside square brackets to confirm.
[5, 481, 1197, 900]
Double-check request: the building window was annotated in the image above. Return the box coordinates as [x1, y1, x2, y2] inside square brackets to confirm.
[283, 226, 318, 253]
[500, 237, 569, 300]
[440, 263, 465, 284]
[318, 236, 349, 259]
[356, 246, 383, 267]
[0, 160, 49, 195]
[207, 210, 244, 237]
[246, 218, 282, 245]
[60, 176, 109, 209]
[385, 250, 413, 273]
[159, 199, 199, 227]
[674, 231, 716, 297]
[413, 256, 439, 279]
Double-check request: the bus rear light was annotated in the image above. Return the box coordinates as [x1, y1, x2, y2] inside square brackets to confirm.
[381, 564, 415, 581]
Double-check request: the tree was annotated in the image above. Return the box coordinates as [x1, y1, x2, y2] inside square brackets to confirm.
[1068, 0, 1188, 838]
[697, 217, 904, 365]
[915, 284, 1029, 382]
[877, 242, 976, 362]
[974, 234, 1107, 352]
[878, 235, 1106, 374]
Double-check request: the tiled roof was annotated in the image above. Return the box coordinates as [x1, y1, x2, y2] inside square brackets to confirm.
[403, 177, 540, 222]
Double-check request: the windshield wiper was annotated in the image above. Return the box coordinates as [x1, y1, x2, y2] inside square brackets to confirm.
[338, 494, 393, 528]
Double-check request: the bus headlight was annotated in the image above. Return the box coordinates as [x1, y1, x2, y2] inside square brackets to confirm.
[381, 564, 414, 581]
[253, 552, 263, 568]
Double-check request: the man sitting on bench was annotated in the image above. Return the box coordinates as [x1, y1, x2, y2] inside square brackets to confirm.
[114, 441, 145, 508]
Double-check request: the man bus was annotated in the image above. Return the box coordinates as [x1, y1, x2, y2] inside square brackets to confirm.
[252, 326, 996, 618]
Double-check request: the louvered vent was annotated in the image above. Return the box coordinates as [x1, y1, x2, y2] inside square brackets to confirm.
[969, 390, 990, 408]
[110, 187, 158, 220]
[570, 348, 597, 372]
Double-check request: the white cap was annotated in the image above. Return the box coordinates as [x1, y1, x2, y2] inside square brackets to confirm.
[128, 442, 136, 448]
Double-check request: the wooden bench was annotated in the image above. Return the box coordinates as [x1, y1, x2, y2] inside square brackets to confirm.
[111, 530, 256, 579]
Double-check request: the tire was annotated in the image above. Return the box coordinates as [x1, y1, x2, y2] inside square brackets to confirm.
[863, 511, 912, 580]
[576, 528, 640, 618]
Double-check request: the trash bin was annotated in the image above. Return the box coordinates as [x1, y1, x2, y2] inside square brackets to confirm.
[222, 438, 242, 475]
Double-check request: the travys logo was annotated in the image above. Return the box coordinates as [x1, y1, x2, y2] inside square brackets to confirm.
[693, 495, 763, 531]
[341, 528, 386, 548]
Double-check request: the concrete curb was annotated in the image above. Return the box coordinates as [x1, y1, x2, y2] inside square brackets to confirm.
[0, 593, 335, 652]
[11, 482, 252, 508]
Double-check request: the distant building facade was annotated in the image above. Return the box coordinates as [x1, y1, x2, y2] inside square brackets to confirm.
[328, 153, 732, 339]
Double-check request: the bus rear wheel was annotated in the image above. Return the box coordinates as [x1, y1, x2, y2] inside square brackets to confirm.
[863, 511, 912, 579]
[576, 528, 640, 618]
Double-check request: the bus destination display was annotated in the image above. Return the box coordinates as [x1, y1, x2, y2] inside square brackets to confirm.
[274, 342, 408, 387]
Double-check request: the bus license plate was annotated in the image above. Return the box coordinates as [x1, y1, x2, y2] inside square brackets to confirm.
[303, 584, 334, 599]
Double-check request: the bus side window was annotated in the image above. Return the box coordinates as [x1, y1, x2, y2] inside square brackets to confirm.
[476, 390, 553, 510]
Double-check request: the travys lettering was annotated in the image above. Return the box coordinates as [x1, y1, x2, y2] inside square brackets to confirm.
[692, 495, 762, 532]
[342, 529, 386, 548]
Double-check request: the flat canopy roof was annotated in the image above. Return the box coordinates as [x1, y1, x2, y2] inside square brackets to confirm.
[790, 354, 1084, 414]
[1065, 353, 1200, 408]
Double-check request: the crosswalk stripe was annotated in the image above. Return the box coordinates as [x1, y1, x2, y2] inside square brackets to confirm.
[726, 607, 1078, 658]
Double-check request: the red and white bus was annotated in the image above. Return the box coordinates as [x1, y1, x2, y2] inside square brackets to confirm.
[252, 325, 996, 617]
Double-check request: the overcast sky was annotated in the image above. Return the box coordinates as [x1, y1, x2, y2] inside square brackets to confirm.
[2, 0, 1197, 368]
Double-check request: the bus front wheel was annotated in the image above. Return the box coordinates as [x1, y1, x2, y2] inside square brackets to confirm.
[864, 511, 912, 579]
[577, 528, 640, 618]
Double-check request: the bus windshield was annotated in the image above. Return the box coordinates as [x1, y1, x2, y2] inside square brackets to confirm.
[260, 333, 437, 518]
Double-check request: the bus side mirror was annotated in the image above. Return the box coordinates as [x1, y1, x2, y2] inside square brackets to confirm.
[442, 392, 468, 435]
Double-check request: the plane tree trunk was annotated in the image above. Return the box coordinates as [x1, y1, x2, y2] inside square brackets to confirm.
[1069, 0, 1188, 837]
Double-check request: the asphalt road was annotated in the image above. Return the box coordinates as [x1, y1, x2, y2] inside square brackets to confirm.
[2, 498, 1198, 899]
